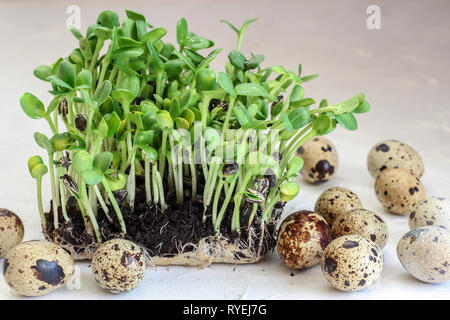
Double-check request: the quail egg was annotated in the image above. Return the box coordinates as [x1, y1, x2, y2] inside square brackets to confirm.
[367, 140, 424, 179]
[277, 210, 331, 269]
[321, 235, 383, 292]
[296, 137, 338, 183]
[92, 239, 146, 294]
[0, 208, 24, 258]
[314, 187, 363, 225]
[374, 167, 426, 215]
[3, 240, 75, 296]
[397, 226, 450, 283]
[331, 209, 388, 248]
[409, 197, 450, 230]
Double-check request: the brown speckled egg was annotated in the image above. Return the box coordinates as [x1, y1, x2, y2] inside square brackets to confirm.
[0, 209, 24, 258]
[3, 240, 74, 296]
[277, 210, 331, 269]
[314, 187, 363, 225]
[321, 235, 383, 292]
[397, 226, 450, 283]
[409, 197, 450, 230]
[297, 137, 338, 183]
[331, 209, 388, 248]
[92, 239, 146, 294]
[374, 167, 426, 215]
[367, 140, 424, 179]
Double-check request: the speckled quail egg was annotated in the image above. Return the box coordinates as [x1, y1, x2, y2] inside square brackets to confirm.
[331, 209, 388, 248]
[321, 235, 383, 292]
[367, 140, 424, 179]
[397, 226, 450, 283]
[409, 197, 450, 230]
[92, 239, 146, 294]
[296, 137, 338, 184]
[277, 210, 331, 269]
[314, 187, 363, 225]
[3, 240, 74, 296]
[374, 167, 426, 215]
[0, 208, 24, 258]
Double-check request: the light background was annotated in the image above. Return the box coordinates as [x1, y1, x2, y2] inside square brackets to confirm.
[0, 0, 449, 299]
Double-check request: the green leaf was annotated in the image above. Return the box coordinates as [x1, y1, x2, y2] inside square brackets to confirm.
[239, 18, 258, 35]
[197, 48, 223, 71]
[218, 72, 236, 97]
[93, 80, 112, 106]
[287, 107, 311, 130]
[287, 156, 304, 177]
[219, 19, 239, 34]
[246, 54, 265, 70]
[184, 35, 213, 50]
[94, 26, 112, 40]
[135, 131, 154, 151]
[228, 50, 246, 70]
[117, 36, 142, 48]
[20, 93, 46, 119]
[34, 132, 55, 153]
[142, 27, 167, 43]
[313, 114, 335, 135]
[104, 112, 121, 137]
[72, 150, 93, 173]
[177, 18, 188, 44]
[336, 113, 358, 131]
[233, 105, 250, 126]
[118, 75, 140, 98]
[235, 83, 269, 98]
[58, 61, 76, 89]
[93, 152, 113, 174]
[125, 10, 146, 22]
[301, 74, 319, 82]
[110, 47, 144, 60]
[290, 98, 316, 108]
[33, 65, 53, 82]
[289, 84, 304, 103]
[30, 163, 48, 180]
[353, 100, 370, 114]
[47, 75, 73, 91]
[50, 132, 72, 151]
[271, 65, 288, 75]
[172, 50, 196, 71]
[280, 182, 300, 201]
[81, 169, 103, 185]
[76, 70, 92, 89]
[146, 40, 164, 70]
[97, 118, 109, 137]
[156, 110, 174, 130]
[70, 27, 83, 40]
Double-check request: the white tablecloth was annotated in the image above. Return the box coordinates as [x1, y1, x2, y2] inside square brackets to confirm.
[0, 0, 449, 299]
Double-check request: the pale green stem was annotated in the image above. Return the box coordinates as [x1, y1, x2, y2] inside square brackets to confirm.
[94, 184, 112, 223]
[36, 179, 47, 230]
[102, 177, 127, 234]
[80, 182, 101, 243]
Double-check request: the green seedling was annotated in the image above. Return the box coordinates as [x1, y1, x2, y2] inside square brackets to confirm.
[22, 9, 370, 246]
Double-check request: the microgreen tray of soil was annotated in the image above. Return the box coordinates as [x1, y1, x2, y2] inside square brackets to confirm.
[21, 9, 370, 267]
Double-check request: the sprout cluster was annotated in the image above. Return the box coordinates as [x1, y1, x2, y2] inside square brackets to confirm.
[21, 10, 370, 243]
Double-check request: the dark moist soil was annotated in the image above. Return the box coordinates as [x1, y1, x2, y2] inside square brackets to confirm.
[44, 177, 280, 258]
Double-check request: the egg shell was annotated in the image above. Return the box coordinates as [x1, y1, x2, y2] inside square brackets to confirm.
[3, 240, 74, 296]
[314, 187, 363, 225]
[397, 226, 450, 283]
[277, 210, 331, 269]
[409, 197, 450, 230]
[321, 235, 383, 292]
[297, 137, 338, 184]
[92, 239, 146, 294]
[0, 208, 24, 258]
[331, 209, 388, 248]
[374, 167, 426, 215]
[367, 140, 424, 179]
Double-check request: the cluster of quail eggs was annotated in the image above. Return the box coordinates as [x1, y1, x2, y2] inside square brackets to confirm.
[278, 137, 450, 292]
[368, 139, 450, 284]
[0, 207, 147, 296]
[277, 187, 388, 292]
